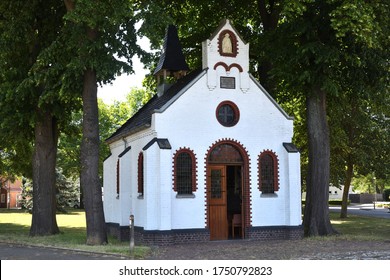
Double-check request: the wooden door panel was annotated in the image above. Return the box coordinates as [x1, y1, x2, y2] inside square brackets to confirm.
[207, 166, 228, 240]
[209, 205, 228, 240]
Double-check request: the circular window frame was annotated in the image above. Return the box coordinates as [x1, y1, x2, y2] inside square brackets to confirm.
[216, 101, 240, 127]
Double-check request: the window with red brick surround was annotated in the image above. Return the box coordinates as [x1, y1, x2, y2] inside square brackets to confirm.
[137, 152, 144, 195]
[116, 159, 120, 195]
[173, 148, 197, 195]
[258, 151, 279, 193]
[216, 101, 240, 127]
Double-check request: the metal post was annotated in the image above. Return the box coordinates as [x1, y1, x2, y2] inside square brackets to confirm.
[373, 176, 376, 210]
[129, 215, 135, 258]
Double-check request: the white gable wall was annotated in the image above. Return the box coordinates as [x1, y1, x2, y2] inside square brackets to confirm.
[151, 71, 299, 228]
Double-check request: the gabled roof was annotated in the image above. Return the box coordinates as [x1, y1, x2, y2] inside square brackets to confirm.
[153, 25, 190, 75]
[105, 69, 205, 144]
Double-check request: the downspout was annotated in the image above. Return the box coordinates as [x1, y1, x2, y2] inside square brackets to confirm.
[122, 137, 128, 148]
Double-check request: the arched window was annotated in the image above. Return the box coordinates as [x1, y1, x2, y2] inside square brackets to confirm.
[258, 151, 279, 194]
[173, 149, 197, 195]
[137, 152, 144, 195]
[116, 159, 120, 196]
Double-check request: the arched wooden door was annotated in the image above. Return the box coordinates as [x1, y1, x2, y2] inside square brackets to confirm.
[206, 142, 248, 241]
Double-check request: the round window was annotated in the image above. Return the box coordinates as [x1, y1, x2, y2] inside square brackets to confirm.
[216, 101, 240, 127]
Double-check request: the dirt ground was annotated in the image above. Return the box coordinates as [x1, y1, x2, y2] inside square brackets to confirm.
[146, 238, 390, 260]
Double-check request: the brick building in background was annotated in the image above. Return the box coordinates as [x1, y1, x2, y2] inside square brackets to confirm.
[0, 178, 22, 209]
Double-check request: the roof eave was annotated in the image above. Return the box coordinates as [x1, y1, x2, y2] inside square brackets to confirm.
[105, 123, 151, 145]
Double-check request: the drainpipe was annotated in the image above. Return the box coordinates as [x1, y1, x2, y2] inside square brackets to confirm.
[122, 137, 128, 149]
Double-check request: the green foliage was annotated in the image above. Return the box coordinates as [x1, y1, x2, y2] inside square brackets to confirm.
[20, 170, 80, 213]
[57, 87, 153, 183]
[98, 87, 153, 171]
[383, 189, 390, 202]
[63, 0, 146, 85]
[329, 0, 380, 47]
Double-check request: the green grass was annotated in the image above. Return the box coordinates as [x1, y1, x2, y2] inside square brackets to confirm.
[0, 209, 150, 259]
[330, 212, 390, 241]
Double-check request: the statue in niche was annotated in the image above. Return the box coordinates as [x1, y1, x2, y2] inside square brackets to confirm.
[222, 33, 233, 54]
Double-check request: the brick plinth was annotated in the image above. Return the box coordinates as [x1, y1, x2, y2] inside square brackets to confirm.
[106, 223, 302, 246]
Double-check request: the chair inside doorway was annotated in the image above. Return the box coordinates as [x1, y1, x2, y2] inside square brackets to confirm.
[231, 214, 242, 238]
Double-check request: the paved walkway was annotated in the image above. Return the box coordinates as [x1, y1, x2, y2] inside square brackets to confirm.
[0, 242, 126, 260]
[329, 203, 390, 219]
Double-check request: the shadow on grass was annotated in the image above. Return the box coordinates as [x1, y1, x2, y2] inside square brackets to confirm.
[330, 212, 390, 241]
[0, 219, 150, 259]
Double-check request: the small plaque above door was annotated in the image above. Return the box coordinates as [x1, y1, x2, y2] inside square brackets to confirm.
[220, 77, 236, 89]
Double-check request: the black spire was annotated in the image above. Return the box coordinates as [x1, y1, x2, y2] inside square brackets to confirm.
[154, 25, 189, 77]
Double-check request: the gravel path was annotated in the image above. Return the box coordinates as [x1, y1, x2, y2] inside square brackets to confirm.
[146, 238, 390, 260]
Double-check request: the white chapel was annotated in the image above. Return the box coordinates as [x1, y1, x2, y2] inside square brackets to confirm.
[103, 19, 302, 245]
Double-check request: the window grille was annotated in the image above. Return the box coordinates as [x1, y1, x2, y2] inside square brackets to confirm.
[116, 159, 120, 195]
[259, 152, 279, 194]
[261, 154, 274, 193]
[210, 169, 222, 199]
[174, 149, 197, 195]
[138, 153, 144, 195]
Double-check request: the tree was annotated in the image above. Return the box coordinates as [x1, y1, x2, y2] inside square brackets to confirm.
[0, 0, 71, 236]
[270, 0, 388, 235]
[327, 2, 389, 218]
[62, 0, 144, 244]
[1, 0, 145, 243]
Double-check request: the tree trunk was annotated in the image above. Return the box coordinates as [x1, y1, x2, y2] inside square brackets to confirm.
[340, 160, 353, 218]
[30, 109, 60, 236]
[303, 87, 337, 236]
[64, 1, 107, 245]
[80, 68, 107, 245]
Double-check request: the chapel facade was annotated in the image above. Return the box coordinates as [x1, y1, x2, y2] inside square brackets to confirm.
[103, 20, 302, 245]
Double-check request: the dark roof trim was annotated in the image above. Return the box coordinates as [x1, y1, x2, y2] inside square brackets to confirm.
[106, 123, 151, 145]
[103, 153, 112, 162]
[283, 143, 300, 153]
[250, 74, 294, 121]
[118, 146, 131, 158]
[143, 138, 172, 151]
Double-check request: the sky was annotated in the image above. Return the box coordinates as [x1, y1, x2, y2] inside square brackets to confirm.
[97, 32, 152, 104]
[97, 55, 149, 104]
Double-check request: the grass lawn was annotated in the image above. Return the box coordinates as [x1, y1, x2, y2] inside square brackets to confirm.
[330, 212, 390, 241]
[0, 209, 150, 259]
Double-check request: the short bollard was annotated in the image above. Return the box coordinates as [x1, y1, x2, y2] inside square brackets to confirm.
[129, 215, 135, 258]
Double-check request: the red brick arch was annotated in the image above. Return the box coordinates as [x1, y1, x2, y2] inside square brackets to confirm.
[204, 138, 252, 234]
